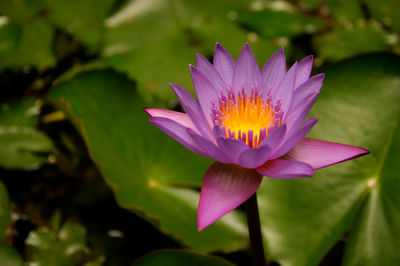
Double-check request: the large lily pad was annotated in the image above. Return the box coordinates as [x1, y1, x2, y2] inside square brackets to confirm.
[134, 250, 233, 266]
[258, 53, 400, 265]
[0, 17, 54, 69]
[45, 0, 115, 48]
[102, 0, 282, 101]
[314, 23, 389, 62]
[50, 70, 248, 252]
[238, 8, 323, 38]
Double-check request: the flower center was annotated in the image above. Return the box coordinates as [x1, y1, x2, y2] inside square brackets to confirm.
[213, 90, 282, 148]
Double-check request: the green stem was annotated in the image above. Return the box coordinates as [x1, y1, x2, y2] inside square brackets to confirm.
[246, 192, 266, 266]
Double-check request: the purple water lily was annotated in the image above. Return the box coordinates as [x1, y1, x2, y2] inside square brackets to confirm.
[145, 43, 369, 231]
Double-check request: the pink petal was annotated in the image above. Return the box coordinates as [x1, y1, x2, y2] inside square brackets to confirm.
[144, 108, 199, 133]
[170, 83, 213, 139]
[213, 43, 236, 86]
[198, 162, 263, 230]
[148, 117, 205, 156]
[295, 55, 313, 88]
[287, 138, 370, 170]
[256, 159, 314, 179]
[232, 43, 261, 95]
[187, 128, 231, 164]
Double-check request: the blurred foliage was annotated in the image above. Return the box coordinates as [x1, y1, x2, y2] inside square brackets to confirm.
[25, 212, 104, 265]
[0, 181, 11, 244]
[0, 245, 23, 266]
[0, 0, 399, 265]
[0, 100, 53, 169]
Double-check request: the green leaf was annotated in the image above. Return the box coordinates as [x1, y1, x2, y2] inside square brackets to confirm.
[238, 8, 323, 38]
[134, 250, 234, 266]
[0, 100, 53, 170]
[314, 23, 389, 62]
[0, 126, 54, 170]
[299, 0, 361, 22]
[0, 245, 23, 266]
[0, 181, 11, 244]
[0, 0, 46, 22]
[26, 217, 98, 265]
[45, 0, 115, 48]
[102, 0, 283, 101]
[258, 54, 400, 265]
[342, 116, 400, 265]
[50, 70, 248, 252]
[0, 17, 54, 69]
[0, 100, 40, 127]
[364, 0, 400, 31]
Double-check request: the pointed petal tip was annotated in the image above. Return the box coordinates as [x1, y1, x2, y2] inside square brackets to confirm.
[352, 146, 371, 158]
[302, 54, 314, 62]
[143, 107, 151, 116]
[287, 138, 371, 170]
[275, 47, 285, 57]
[215, 42, 228, 52]
[197, 218, 209, 231]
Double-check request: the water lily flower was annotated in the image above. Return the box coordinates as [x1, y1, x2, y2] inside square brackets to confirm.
[145, 43, 369, 231]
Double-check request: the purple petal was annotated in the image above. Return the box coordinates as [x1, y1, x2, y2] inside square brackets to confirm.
[292, 73, 325, 108]
[272, 62, 297, 117]
[187, 128, 231, 164]
[149, 117, 205, 156]
[144, 108, 199, 133]
[295, 55, 313, 88]
[232, 43, 261, 94]
[287, 138, 370, 170]
[170, 83, 213, 139]
[285, 93, 318, 136]
[272, 117, 318, 159]
[256, 159, 314, 179]
[196, 54, 227, 92]
[261, 48, 286, 93]
[190, 65, 219, 127]
[237, 145, 271, 169]
[259, 125, 287, 153]
[198, 162, 263, 230]
[216, 136, 249, 164]
[213, 43, 236, 86]
[285, 74, 324, 133]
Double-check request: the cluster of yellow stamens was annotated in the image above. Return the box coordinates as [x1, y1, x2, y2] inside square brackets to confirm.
[214, 90, 282, 148]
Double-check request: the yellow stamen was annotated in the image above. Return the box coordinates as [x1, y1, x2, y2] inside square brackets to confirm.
[217, 91, 280, 147]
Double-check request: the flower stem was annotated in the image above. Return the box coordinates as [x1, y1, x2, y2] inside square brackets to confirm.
[246, 192, 266, 266]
